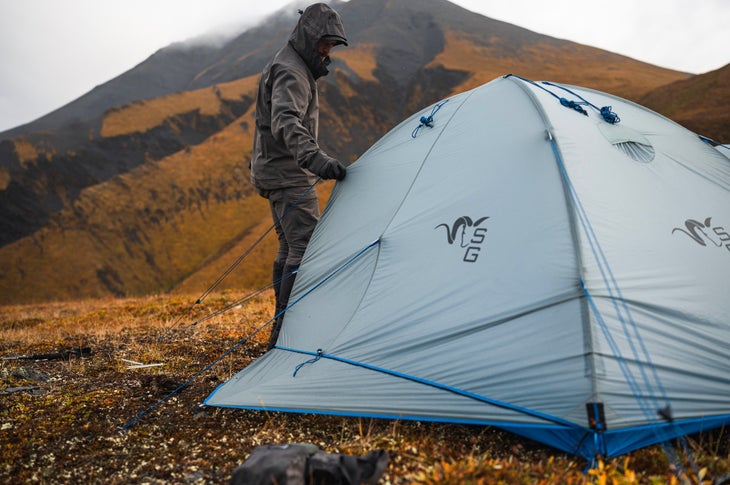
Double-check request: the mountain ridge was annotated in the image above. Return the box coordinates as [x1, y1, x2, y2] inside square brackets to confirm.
[0, 0, 726, 304]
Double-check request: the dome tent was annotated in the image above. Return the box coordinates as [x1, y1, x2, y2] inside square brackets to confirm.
[205, 75, 730, 460]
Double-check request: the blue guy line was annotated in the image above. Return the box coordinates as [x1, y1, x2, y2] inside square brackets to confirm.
[545, 134, 687, 460]
[412, 99, 450, 138]
[505, 74, 620, 123]
[277, 239, 381, 320]
[542, 81, 620, 124]
[547, 137, 668, 408]
[280, 346, 581, 430]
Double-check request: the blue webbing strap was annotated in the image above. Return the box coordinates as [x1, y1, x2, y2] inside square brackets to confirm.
[283, 346, 580, 430]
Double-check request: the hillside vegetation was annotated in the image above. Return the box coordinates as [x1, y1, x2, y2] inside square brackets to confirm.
[0, 76, 264, 302]
[639, 64, 730, 143]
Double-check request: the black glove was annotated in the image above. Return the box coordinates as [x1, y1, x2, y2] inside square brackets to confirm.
[307, 153, 347, 181]
[320, 159, 346, 180]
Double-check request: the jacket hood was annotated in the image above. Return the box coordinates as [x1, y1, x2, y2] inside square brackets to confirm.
[288, 3, 348, 79]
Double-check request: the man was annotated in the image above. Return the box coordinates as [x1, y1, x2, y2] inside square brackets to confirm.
[249, 3, 348, 350]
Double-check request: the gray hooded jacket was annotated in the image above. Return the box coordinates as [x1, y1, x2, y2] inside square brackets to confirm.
[250, 3, 348, 191]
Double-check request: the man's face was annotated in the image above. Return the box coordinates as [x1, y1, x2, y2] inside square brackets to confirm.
[317, 39, 338, 60]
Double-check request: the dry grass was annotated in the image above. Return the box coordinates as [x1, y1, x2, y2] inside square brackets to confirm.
[0, 100, 261, 304]
[427, 32, 688, 100]
[11, 138, 40, 166]
[1, 294, 728, 484]
[100, 76, 259, 138]
[336, 44, 379, 83]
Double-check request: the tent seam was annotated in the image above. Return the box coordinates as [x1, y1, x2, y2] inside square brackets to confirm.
[504, 74, 599, 416]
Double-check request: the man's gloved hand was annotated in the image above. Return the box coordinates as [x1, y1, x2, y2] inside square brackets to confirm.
[320, 159, 347, 180]
[307, 153, 347, 181]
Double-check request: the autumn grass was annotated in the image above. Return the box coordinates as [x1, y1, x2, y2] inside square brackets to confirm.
[100, 76, 259, 138]
[1, 294, 728, 484]
[427, 31, 688, 101]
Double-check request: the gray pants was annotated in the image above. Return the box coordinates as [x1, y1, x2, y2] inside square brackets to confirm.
[261, 186, 320, 348]
[263, 186, 320, 268]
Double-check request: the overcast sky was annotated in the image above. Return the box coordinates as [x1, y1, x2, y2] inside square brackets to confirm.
[1, 0, 728, 133]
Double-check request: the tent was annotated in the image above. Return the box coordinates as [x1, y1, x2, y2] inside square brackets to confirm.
[205, 75, 730, 460]
[716, 143, 730, 159]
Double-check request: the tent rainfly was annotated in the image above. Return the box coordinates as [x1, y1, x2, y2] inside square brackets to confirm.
[206, 75, 730, 460]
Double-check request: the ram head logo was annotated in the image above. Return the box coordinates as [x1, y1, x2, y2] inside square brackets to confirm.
[435, 216, 489, 247]
[672, 217, 730, 256]
[672, 217, 723, 247]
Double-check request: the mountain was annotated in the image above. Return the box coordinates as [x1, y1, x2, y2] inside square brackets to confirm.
[638, 63, 730, 143]
[0, 0, 724, 304]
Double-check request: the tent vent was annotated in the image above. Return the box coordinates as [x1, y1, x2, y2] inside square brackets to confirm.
[598, 123, 655, 163]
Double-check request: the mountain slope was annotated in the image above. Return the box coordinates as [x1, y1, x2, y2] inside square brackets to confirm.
[0, 77, 263, 300]
[1, 0, 718, 304]
[638, 63, 730, 143]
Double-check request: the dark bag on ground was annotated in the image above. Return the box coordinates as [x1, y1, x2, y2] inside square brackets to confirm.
[230, 443, 389, 485]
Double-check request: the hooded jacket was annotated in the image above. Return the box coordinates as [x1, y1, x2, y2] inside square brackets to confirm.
[250, 3, 348, 191]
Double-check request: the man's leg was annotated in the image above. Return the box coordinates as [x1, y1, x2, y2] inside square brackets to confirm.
[268, 193, 289, 318]
[266, 187, 319, 350]
[267, 263, 296, 350]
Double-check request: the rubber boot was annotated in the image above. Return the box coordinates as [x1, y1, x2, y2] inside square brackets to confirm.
[266, 315, 284, 351]
[267, 264, 298, 350]
[272, 260, 285, 320]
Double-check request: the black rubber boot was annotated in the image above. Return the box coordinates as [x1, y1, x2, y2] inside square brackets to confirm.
[277, 264, 298, 314]
[272, 260, 285, 320]
[266, 316, 284, 351]
[267, 264, 298, 350]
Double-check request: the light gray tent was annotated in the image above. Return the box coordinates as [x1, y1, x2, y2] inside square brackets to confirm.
[716, 143, 730, 159]
[206, 75, 730, 460]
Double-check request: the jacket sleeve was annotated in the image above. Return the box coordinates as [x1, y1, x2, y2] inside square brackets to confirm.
[269, 67, 328, 170]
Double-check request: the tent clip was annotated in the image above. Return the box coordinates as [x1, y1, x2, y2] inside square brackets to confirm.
[658, 405, 673, 422]
[293, 349, 323, 377]
[559, 97, 588, 116]
[586, 402, 608, 459]
[586, 402, 607, 431]
[411, 99, 449, 138]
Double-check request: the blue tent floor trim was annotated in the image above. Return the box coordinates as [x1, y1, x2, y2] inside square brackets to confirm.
[203, 343, 730, 461]
[205, 382, 730, 462]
